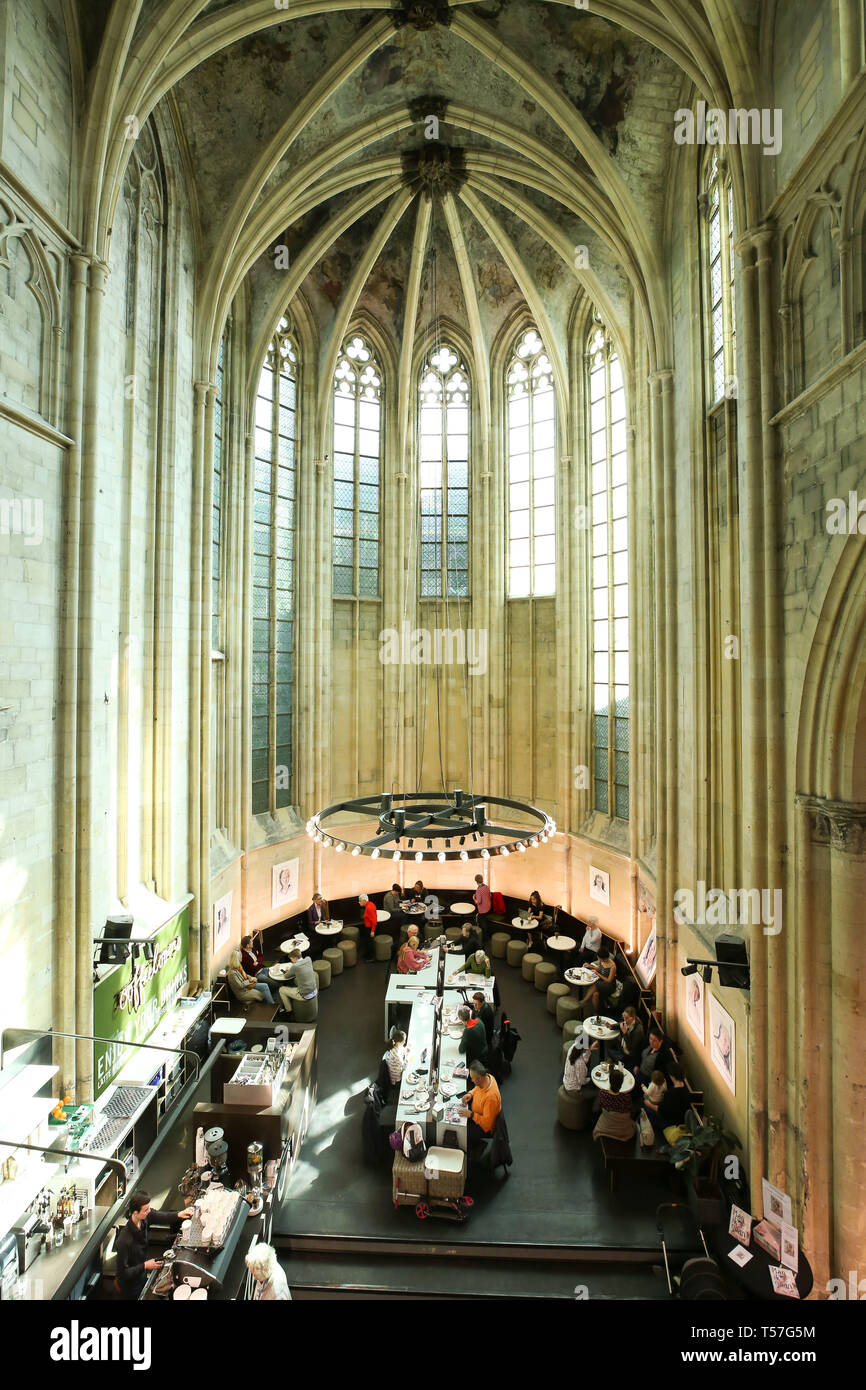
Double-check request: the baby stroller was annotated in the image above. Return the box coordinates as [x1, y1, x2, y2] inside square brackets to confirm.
[656, 1203, 728, 1299]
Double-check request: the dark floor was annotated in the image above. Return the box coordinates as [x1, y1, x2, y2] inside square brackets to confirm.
[272, 948, 678, 1254]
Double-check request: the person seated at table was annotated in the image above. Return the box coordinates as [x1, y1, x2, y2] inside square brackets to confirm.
[227, 948, 274, 1006]
[458, 1061, 501, 1152]
[456, 1005, 488, 1067]
[473, 874, 492, 939]
[410, 880, 426, 903]
[449, 920, 481, 957]
[524, 890, 552, 950]
[580, 946, 617, 1015]
[277, 948, 318, 1016]
[471, 991, 495, 1041]
[576, 917, 602, 964]
[385, 1028, 409, 1087]
[358, 893, 378, 963]
[643, 1061, 690, 1134]
[642, 1069, 667, 1108]
[396, 934, 431, 974]
[607, 1005, 646, 1069]
[383, 882, 408, 930]
[633, 1026, 675, 1090]
[245, 1242, 292, 1300]
[240, 932, 268, 983]
[306, 892, 330, 930]
[449, 947, 491, 980]
[562, 1039, 599, 1095]
[592, 1066, 635, 1141]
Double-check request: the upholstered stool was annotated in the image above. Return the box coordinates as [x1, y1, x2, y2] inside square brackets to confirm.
[562, 1018, 584, 1042]
[312, 958, 332, 990]
[445, 926, 462, 942]
[340, 925, 360, 943]
[374, 933, 393, 961]
[338, 939, 357, 968]
[323, 946, 343, 978]
[522, 951, 543, 982]
[506, 939, 527, 968]
[547, 981, 570, 1014]
[557, 1085, 592, 1131]
[535, 960, 557, 993]
[423, 920, 440, 942]
[286, 992, 319, 1024]
[490, 931, 510, 959]
[557, 996, 583, 1029]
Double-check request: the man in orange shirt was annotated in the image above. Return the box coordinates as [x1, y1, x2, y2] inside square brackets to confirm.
[359, 893, 378, 963]
[458, 1061, 501, 1151]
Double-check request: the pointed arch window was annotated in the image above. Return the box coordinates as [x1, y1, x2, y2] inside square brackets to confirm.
[252, 317, 296, 815]
[702, 151, 737, 405]
[212, 335, 224, 649]
[507, 326, 555, 597]
[588, 313, 629, 820]
[418, 344, 470, 598]
[333, 334, 382, 596]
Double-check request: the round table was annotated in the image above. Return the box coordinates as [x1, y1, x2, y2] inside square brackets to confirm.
[547, 934, 576, 952]
[714, 1224, 814, 1301]
[403, 903, 426, 916]
[280, 934, 310, 956]
[592, 1064, 635, 1093]
[450, 902, 475, 916]
[582, 1015, 620, 1041]
[565, 966, 597, 986]
[510, 917, 536, 931]
[314, 922, 343, 938]
[376, 909, 391, 923]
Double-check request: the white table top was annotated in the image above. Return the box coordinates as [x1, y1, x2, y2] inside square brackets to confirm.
[280, 934, 310, 954]
[547, 934, 576, 951]
[210, 1016, 247, 1036]
[583, 1015, 620, 1040]
[511, 917, 536, 931]
[314, 922, 343, 936]
[450, 902, 475, 915]
[376, 909, 391, 923]
[385, 947, 441, 998]
[395, 997, 438, 1122]
[402, 903, 427, 915]
[592, 1064, 635, 1093]
[565, 966, 598, 986]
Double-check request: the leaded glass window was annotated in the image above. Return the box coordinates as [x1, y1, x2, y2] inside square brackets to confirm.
[588, 313, 629, 820]
[252, 316, 296, 815]
[418, 344, 470, 598]
[703, 152, 737, 405]
[333, 334, 382, 596]
[506, 326, 555, 596]
[212, 336, 224, 649]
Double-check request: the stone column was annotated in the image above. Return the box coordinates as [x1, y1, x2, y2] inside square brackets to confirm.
[839, 0, 863, 91]
[649, 367, 676, 1021]
[187, 380, 210, 983]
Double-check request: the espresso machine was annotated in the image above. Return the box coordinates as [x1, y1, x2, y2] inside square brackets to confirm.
[203, 1126, 230, 1186]
[246, 1141, 264, 1215]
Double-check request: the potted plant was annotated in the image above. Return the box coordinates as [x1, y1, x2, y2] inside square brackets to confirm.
[659, 1109, 741, 1227]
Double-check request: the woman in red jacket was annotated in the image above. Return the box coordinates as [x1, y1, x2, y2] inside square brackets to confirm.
[359, 893, 378, 963]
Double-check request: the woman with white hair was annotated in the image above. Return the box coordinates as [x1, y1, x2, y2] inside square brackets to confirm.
[226, 948, 273, 1005]
[359, 892, 378, 963]
[245, 1242, 291, 1300]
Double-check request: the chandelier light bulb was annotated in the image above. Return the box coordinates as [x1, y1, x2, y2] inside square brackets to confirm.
[500, 846, 509, 856]
[518, 842, 526, 852]
[460, 850, 468, 861]
[334, 842, 344, 853]
[481, 848, 490, 859]
[314, 832, 322, 843]
[323, 837, 332, 848]
[437, 851, 446, 862]
[371, 847, 380, 859]
[415, 851, 423, 862]
[392, 851, 401, 862]
[351, 845, 361, 856]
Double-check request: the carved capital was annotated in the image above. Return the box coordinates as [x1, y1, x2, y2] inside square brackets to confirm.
[797, 794, 866, 853]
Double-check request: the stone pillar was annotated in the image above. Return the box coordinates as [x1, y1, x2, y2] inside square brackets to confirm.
[187, 381, 210, 984]
[839, 0, 863, 91]
[649, 367, 676, 1021]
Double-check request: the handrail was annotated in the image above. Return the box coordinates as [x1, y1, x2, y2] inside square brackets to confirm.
[1, 1027, 201, 1086]
[0, 1138, 129, 1192]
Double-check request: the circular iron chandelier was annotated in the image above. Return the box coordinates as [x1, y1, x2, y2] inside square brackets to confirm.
[306, 789, 555, 862]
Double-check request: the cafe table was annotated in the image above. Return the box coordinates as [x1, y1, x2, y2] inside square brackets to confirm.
[510, 916, 535, 931]
[547, 934, 576, 954]
[376, 909, 391, 923]
[592, 1063, 635, 1093]
[384, 946, 441, 1032]
[582, 1015, 620, 1042]
[395, 996, 438, 1125]
[279, 933, 310, 956]
[314, 921, 343, 939]
[714, 1223, 814, 1301]
[565, 966, 598, 987]
[450, 902, 475, 916]
[435, 1006, 470, 1152]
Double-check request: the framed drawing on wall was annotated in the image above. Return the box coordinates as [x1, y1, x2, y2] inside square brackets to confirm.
[708, 991, 736, 1096]
[589, 865, 610, 906]
[272, 857, 300, 910]
[634, 922, 657, 987]
[684, 967, 705, 1044]
[213, 890, 233, 952]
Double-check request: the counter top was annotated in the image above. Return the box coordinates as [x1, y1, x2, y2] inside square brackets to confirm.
[114, 994, 211, 1086]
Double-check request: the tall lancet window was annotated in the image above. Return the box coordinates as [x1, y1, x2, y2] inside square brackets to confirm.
[588, 313, 629, 820]
[252, 316, 296, 815]
[418, 344, 470, 598]
[212, 335, 224, 649]
[333, 334, 382, 596]
[506, 326, 555, 597]
[703, 151, 737, 404]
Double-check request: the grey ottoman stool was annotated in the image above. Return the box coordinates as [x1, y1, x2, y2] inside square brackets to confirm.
[374, 933, 394, 961]
[312, 958, 332, 990]
[522, 951, 543, 982]
[557, 1084, 592, 1131]
[282, 992, 318, 1024]
[562, 1018, 584, 1042]
[557, 995, 583, 1029]
[445, 926, 462, 942]
[547, 982, 570, 1015]
[535, 960, 558, 993]
[491, 931, 510, 959]
[423, 921, 440, 942]
[324, 946, 343, 978]
[340, 925, 360, 943]
[506, 939, 527, 968]
[338, 939, 357, 968]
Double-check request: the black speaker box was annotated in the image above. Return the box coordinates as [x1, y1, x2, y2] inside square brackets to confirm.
[714, 933, 750, 989]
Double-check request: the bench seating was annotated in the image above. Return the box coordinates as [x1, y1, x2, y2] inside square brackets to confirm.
[600, 1132, 670, 1192]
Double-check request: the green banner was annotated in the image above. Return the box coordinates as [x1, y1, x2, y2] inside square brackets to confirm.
[92, 907, 190, 1097]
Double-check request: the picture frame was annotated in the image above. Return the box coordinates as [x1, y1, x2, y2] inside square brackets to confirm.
[684, 965, 705, 1043]
[761, 1177, 793, 1231]
[708, 991, 736, 1095]
[589, 865, 610, 906]
[634, 922, 657, 988]
[213, 890, 233, 952]
[272, 857, 300, 910]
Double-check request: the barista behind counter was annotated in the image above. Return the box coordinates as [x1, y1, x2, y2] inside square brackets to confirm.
[115, 1190, 194, 1300]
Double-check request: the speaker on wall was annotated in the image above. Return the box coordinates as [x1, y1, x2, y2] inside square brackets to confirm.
[714, 933, 750, 990]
